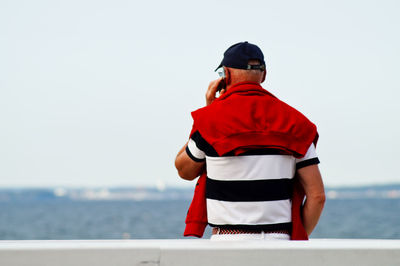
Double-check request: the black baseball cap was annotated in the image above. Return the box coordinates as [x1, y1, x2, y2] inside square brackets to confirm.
[215, 41, 265, 71]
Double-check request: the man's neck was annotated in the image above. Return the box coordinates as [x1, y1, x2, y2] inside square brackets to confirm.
[226, 81, 261, 91]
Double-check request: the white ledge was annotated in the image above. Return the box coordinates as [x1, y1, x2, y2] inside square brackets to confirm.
[0, 239, 399, 266]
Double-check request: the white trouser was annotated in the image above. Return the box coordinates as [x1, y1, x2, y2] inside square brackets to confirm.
[210, 232, 290, 241]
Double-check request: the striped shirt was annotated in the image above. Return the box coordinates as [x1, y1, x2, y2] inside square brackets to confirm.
[186, 131, 320, 231]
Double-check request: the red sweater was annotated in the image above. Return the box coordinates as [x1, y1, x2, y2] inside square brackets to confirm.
[184, 82, 318, 240]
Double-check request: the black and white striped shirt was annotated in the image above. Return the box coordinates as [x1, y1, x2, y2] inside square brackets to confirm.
[186, 131, 320, 231]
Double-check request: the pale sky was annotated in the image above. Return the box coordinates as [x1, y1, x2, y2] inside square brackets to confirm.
[1, 0, 399, 188]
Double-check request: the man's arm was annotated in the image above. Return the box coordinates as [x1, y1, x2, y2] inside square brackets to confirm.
[175, 78, 226, 180]
[175, 78, 224, 180]
[175, 142, 205, 181]
[296, 164, 326, 236]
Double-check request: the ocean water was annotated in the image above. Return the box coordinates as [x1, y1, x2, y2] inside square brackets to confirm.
[0, 198, 399, 240]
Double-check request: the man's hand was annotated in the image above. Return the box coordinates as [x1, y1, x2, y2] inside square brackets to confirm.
[206, 78, 226, 106]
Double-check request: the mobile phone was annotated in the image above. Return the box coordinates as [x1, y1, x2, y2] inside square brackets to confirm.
[216, 68, 226, 92]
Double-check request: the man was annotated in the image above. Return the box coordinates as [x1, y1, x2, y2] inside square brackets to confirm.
[175, 42, 325, 240]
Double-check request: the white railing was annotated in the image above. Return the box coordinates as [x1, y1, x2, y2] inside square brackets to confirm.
[0, 239, 399, 266]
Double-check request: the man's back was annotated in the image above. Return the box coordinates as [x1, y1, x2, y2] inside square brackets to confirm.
[189, 133, 318, 228]
[186, 83, 320, 239]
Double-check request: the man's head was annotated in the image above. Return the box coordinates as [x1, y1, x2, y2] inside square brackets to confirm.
[216, 42, 266, 85]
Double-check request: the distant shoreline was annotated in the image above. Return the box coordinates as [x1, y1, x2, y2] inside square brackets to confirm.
[0, 183, 399, 201]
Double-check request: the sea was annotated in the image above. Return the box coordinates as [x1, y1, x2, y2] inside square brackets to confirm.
[0, 196, 399, 240]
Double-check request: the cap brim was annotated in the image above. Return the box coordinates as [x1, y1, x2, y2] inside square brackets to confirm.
[214, 63, 223, 72]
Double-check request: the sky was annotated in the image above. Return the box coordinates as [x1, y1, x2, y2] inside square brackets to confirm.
[0, 0, 399, 188]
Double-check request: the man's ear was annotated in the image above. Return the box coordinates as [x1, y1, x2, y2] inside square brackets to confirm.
[261, 70, 267, 83]
[224, 67, 231, 85]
